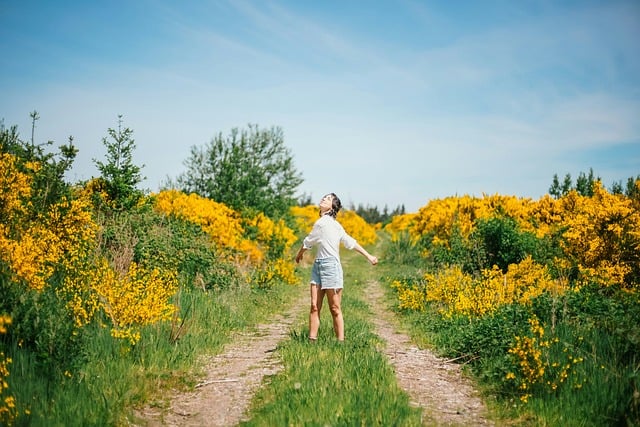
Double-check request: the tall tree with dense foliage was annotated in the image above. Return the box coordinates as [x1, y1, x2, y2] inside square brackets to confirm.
[176, 124, 303, 218]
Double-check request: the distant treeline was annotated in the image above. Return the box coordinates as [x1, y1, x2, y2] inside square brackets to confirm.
[349, 203, 406, 225]
[549, 167, 640, 199]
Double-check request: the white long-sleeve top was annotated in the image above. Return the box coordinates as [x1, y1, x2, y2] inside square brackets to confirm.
[302, 214, 357, 260]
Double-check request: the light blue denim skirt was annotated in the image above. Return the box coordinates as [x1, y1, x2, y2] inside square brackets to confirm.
[310, 257, 343, 290]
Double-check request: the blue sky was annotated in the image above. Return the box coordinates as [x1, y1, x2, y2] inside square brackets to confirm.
[1, 0, 639, 212]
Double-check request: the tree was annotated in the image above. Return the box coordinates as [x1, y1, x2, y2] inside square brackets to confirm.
[625, 175, 640, 201]
[93, 115, 144, 210]
[561, 173, 572, 195]
[575, 168, 598, 196]
[611, 180, 624, 195]
[610, 175, 640, 200]
[176, 124, 303, 218]
[1, 113, 78, 212]
[549, 174, 562, 199]
[296, 192, 314, 206]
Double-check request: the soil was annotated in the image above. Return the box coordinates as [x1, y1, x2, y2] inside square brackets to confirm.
[134, 280, 494, 426]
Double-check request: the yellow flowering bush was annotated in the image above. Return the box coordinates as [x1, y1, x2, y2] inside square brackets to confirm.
[411, 195, 490, 245]
[528, 194, 564, 238]
[506, 316, 547, 403]
[155, 190, 299, 288]
[384, 212, 418, 242]
[0, 315, 17, 426]
[244, 212, 298, 257]
[337, 210, 378, 245]
[45, 194, 180, 338]
[0, 223, 59, 291]
[506, 316, 584, 403]
[0, 153, 34, 224]
[243, 213, 299, 288]
[154, 190, 246, 253]
[76, 177, 115, 210]
[386, 180, 637, 420]
[290, 205, 319, 234]
[61, 273, 102, 329]
[0, 154, 49, 290]
[420, 265, 471, 315]
[154, 190, 288, 266]
[91, 260, 178, 344]
[399, 182, 640, 290]
[390, 279, 425, 311]
[486, 257, 564, 307]
[252, 258, 298, 289]
[558, 183, 640, 289]
[394, 257, 564, 318]
[0, 184, 114, 332]
[0, 154, 99, 291]
[407, 194, 539, 247]
[1, 152, 179, 347]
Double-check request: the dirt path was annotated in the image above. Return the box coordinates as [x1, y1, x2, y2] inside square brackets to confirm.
[135, 279, 493, 426]
[133, 288, 308, 427]
[365, 279, 493, 426]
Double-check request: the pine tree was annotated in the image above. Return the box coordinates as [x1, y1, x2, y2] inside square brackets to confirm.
[94, 115, 144, 210]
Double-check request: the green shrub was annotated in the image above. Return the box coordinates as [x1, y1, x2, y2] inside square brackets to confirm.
[0, 277, 87, 375]
[382, 231, 423, 267]
[428, 225, 473, 269]
[424, 216, 558, 275]
[467, 216, 539, 273]
[98, 204, 241, 291]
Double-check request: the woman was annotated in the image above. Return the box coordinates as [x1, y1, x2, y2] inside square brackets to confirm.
[295, 193, 378, 341]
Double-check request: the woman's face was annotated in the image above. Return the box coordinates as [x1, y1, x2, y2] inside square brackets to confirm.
[319, 194, 333, 213]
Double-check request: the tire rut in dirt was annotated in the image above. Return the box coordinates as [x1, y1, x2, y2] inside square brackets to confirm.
[366, 279, 494, 426]
[134, 287, 308, 427]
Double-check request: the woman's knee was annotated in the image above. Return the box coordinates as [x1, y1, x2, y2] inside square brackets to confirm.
[328, 304, 341, 316]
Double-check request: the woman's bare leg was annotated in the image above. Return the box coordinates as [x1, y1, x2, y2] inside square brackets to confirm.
[326, 288, 343, 340]
[309, 285, 324, 340]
